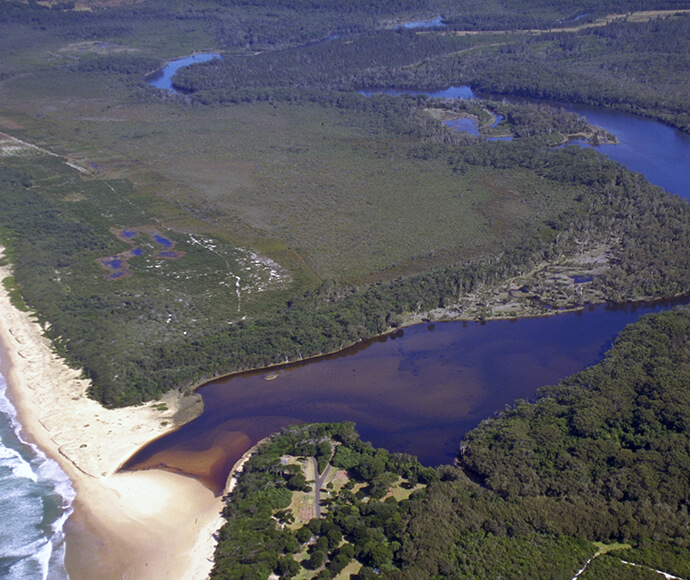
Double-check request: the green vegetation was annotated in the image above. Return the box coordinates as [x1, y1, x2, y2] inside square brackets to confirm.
[211, 422, 435, 579]
[579, 555, 662, 579]
[617, 541, 690, 578]
[213, 307, 690, 578]
[1, 275, 29, 312]
[170, 5, 690, 131]
[0, 158, 292, 404]
[0, 0, 688, 406]
[459, 306, 690, 507]
[0, 1, 688, 577]
[2, 119, 687, 405]
[363, 14, 690, 131]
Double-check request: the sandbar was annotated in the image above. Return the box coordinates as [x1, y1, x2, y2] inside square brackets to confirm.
[0, 247, 224, 580]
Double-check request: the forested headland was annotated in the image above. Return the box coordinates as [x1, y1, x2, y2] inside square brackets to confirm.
[212, 306, 690, 579]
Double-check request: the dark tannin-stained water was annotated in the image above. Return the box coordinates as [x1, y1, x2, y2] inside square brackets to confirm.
[126, 83, 690, 495]
[362, 86, 690, 201]
[480, 93, 690, 200]
[125, 298, 689, 494]
[562, 103, 690, 200]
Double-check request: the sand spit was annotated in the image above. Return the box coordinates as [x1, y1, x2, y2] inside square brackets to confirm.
[0, 247, 224, 580]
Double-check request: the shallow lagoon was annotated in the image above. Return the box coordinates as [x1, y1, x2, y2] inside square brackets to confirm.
[126, 297, 689, 494]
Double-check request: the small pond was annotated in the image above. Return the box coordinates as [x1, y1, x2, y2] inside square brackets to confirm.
[402, 16, 445, 29]
[443, 117, 480, 136]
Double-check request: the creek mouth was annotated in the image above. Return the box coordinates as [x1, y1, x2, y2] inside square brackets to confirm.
[127, 80, 690, 494]
[124, 296, 690, 495]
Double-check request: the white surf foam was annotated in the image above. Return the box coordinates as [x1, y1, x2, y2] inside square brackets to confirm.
[0, 370, 74, 579]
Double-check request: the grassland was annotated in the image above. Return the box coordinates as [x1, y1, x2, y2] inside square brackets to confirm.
[0, 11, 591, 282]
[1, 3, 688, 579]
[0, 61, 585, 282]
[0, 75, 590, 403]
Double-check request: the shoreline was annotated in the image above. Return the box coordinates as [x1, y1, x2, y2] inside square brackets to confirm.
[225, 436, 271, 493]
[178, 286, 689, 395]
[0, 248, 224, 580]
[1, 234, 687, 578]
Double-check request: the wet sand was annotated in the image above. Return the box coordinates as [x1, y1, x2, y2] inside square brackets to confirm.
[0, 247, 223, 580]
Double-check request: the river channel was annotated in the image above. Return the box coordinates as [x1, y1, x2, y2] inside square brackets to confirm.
[129, 78, 690, 494]
[146, 53, 221, 93]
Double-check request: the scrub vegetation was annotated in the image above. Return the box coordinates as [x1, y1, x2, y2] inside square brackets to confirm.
[0, 0, 688, 405]
[1, 1, 689, 578]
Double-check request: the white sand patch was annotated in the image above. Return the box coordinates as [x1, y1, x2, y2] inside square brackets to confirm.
[0, 246, 224, 580]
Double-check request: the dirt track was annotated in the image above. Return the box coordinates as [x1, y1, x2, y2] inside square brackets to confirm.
[448, 9, 690, 37]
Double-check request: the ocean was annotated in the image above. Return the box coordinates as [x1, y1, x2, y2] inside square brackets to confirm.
[0, 366, 74, 580]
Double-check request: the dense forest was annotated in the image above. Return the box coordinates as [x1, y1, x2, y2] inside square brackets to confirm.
[170, 8, 690, 131]
[4, 0, 690, 118]
[0, 1, 689, 577]
[4, 0, 688, 44]
[212, 306, 690, 579]
[139, 156, 689, 404]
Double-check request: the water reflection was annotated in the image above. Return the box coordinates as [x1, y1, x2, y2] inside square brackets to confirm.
[361, 86, 476, 99]
[402, 16, 445, 29]
[129, 81, 690, 494]
[363, 86, 690, 199]
[560, 103, 690, 200]
[443, 117, 480, 136]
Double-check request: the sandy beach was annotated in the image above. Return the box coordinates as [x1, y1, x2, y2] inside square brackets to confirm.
[0, 247, 225, 580]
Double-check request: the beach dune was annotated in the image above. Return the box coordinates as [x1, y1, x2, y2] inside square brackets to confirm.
[0, 248, 224, 580]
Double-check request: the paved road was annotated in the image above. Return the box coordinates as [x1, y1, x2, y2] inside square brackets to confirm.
[312, 458, 331, 519]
